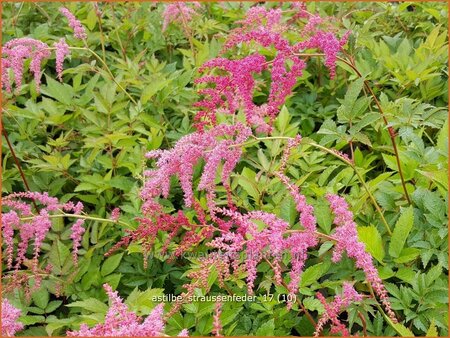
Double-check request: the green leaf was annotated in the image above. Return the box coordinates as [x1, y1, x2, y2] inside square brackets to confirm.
[426, 319, 438, 337]
[257, 149, 270, 171]
[279, 195, 298, 226]
[42, 75, 74, 105]
[237, 168, 259, 201]
[48, 240, 71, 272]
[32, 288, 49, 309]
[220, 307, 243, 327]
[66, 298, 109, 313]
[357, 225, 385, 263]
[300, 262, 330, 287]
[394, 248, 420, 263]
[255, 318, 275, 336]
[314, 200, 332, 233]
[45, 300, 63, 313]
[425, 265, 442, 286]
[389, 206, 414, 258]
[392, 322, 415, 337]
[101, 253, 124, 276]
[20, 315, 45, 326]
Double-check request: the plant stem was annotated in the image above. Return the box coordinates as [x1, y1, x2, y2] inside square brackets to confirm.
[263, 257, 317, 327]
[285, 230, 337, 242]
[67, 47, 138, 105]
[304, 140, 393, 236]
[20, 212, 131, 228]
[290, 52, 411, 204]
[337, 55, 411, 204]
[238, 136, 393, 235]
[2, 128, 38, 211]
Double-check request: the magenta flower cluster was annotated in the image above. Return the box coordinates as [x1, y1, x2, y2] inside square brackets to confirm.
[194, 6, 349, 131]
[2, 38, 51, 93]
[314, 282, 363, 336]
[67, 284, 188, 337]
[326, 193, 398, 322]
[142, 122, 251, 211]
[1, 299, 24, 337]
[127, 6, 396, 334]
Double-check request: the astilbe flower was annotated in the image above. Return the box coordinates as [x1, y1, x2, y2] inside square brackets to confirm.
[295, 30, 350, 79]
[1, 299, 24, 337]
[326, 194, 397, 323]
[290, 2, 309, 21]
[194, 54, 269, 131]
[142, 123, 251, 210]
[54, 38, 70, 81]
[212, 302, 223, 336]
[272, 135, 319, 307]
[2, 192, 85, 290]
[195, 6, 349, 132]
[162, 2, 200, 31]
[314, 282, 363, 337]
[110, 208, 121, 222]
[67, 284, 188, 337]
[2, 38, 51, 93]
[59, 7, 87, 40]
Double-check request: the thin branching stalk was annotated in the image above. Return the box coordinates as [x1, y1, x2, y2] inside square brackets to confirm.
[20, 212, 130, 228]
[289, 52, 411, 204]
[234, 136, 393, 235]
[2, 128, 38, 212]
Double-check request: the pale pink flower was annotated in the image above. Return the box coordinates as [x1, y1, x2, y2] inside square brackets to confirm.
[1, 299, 24, 337]
[70, 219, 86, 266]
[54, 38, 70, 81]
[2, 192, 86, 287]
[326, 194, 397, 323]
[212, 302, 223, 336]
[2, 38, 51, 93]
[66, 284, 166, 336]
[178, 328, 189, 336]
[60, 7, 87, 40]
[162, 2, 200, 31]
[110, 208, 120, 222]
[142, 123, 251, 209]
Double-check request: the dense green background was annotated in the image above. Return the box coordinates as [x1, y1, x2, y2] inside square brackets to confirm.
[2, 2, 448, 336]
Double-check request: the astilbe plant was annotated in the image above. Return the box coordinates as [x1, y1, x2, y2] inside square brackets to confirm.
[66, 284, 188, 337]
[108, 5, 397, 334]
[1, 4, 401, 336]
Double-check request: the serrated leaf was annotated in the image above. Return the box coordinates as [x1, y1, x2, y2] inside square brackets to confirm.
[392, 322, 415, 337]
[255, 318, 275, 336]
[101, 253, 124, 276]
[66, 298, 109, 313]
[425, 265, 442, 286]
[389, 206, 414, 258]
[300, 262, 330, 287]
[41, 75, 74, 105]
[279, 195, 298, 226]
[357, 225, 385, 263]
[32, 288, 49, 309]
[426, 319, 438, 337]
[394, 247, 420, 263]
